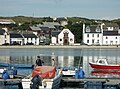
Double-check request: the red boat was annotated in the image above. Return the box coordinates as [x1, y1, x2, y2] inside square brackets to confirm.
[32, 66, 56, 79]
[89, 58, 120, 69]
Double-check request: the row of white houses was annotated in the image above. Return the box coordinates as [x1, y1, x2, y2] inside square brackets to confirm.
[1, 22, 120, 46]
[0, 28, 75, 45]
[83, 23, 120, 45]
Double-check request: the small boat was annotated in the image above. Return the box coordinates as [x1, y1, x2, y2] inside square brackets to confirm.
[89, 58, 120, 70]
[22, 66, 62, 89]
[61, 67, 75, 77]
[0, 62, 34, 69]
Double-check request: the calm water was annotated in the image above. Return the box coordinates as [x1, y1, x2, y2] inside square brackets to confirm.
[0, 48, 120, 88]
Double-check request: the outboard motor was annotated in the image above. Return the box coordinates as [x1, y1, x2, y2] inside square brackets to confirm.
[30, 75, 42, 89]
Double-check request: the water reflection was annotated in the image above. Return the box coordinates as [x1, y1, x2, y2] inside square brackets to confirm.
[0, 48, 120, 78]
[90, 69, 120, 78]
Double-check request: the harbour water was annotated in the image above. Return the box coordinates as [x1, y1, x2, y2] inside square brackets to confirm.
[0, 47, 120, 88]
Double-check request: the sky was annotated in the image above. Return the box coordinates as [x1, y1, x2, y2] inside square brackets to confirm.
[0, 0, 120, 20]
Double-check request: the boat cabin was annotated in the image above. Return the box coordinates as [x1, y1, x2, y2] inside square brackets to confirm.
[96, 58, 108, 65]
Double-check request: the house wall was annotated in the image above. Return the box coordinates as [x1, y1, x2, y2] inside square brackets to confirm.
[10, 38, 23, 45]
[51, 37, 57, 44]
[0, 33, 10, 45]
[83, 33, 103, 45]
[58, 29, 74, 45]
[103, 36, 120, 45]
[24, 38, 39, 45]
[83, 23, 120, 46]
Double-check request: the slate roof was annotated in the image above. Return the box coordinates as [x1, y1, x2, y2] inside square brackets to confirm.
[51, 31, 61, 37]
[85, 25, 102, 33]
[56, 17, 67, 21]
[10, 33, 23, 38]
[37, 22, 61, 29]
[0, 29, 5, 35]
[103, 31, 120, 36]
[103, 23, 119, 27]
[40, 27, 50, 31]
[22, 33, 37, 38]
[30, 26, 41, 31]
[103, 23, 119, 31]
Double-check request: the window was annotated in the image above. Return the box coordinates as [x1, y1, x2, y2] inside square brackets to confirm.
[96, 26, 100, 32]
[92, 34, 94, 37]
[87, 34, 89, 37]
[70, 38, 73, 42]
[60, 39, 62, 41]
[106, 37, 108, 39]
[87, 40, 89, 43]
[92, 39, 94, 44]
[97, 34, 99, 37]
[116, 37, 117, 39]
[97, 40, 99, 43]
[86, 26, 90, 32]
[5, 35, 6, 38]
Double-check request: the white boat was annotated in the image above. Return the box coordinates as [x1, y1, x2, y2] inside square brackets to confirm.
[61, 67, 75, 77]
[22, 66, 62, 89]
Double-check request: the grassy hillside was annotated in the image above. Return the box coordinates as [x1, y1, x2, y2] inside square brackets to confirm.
[0, 16, 43, 23]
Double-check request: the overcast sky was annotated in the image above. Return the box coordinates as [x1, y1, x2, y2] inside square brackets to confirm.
[0, 0, 120, 19]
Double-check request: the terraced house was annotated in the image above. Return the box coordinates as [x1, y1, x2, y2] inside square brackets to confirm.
[83, 23, 120, 45]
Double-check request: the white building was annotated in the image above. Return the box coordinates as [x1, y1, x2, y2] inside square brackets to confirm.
[0, 28, 10, 45]
[10, 32, 24, 45]
[51, 29, 74, 45]
[83, 24, 103, 45]
[83, 23, 120, 46]
[0, 19, 15, 24]
[102, 23, 120, 45]
[22, 33, 39, 45]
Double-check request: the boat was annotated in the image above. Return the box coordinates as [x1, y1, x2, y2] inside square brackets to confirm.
[61, 67, 75, 77]
[22, 66, 62, 89]
[89, 58, 120, 70]
[0, 62, 34, 69]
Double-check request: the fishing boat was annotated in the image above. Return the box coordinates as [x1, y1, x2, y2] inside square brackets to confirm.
[0, 62, 34, 69]
[89, 58, 120, 69]
[22, 66, 62, 89]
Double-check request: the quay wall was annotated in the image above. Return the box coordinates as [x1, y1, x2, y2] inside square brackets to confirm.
[0, 45, 119, 49]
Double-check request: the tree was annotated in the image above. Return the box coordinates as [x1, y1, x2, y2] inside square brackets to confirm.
[66, 23, 83, 43]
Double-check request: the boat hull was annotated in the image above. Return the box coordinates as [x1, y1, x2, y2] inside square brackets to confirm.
[22, 66, 62, 89]
[22, 74, 62, 89]
[89, 62, 120, 69]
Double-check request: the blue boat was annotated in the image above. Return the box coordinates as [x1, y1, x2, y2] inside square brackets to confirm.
[0, 62, 34, 69]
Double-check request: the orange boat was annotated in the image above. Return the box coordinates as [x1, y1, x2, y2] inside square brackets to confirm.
[32, 66, 56, 79]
